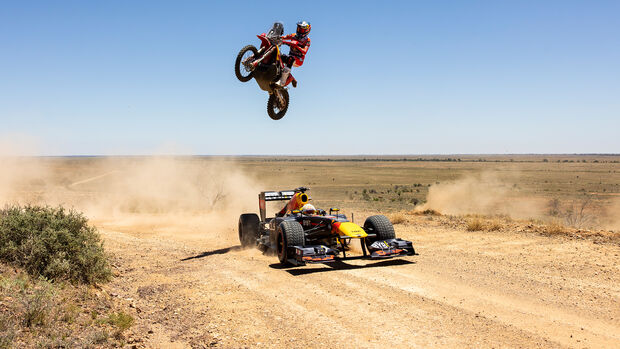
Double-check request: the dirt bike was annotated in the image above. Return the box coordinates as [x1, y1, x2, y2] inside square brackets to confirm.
[234, 23, 301, 120]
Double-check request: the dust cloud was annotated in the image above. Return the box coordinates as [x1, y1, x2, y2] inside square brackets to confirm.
[603, 197, 620, 231]
[76, 157, 257, 217]
[418, 172, 545, 219]
[1, 139, 260, 235]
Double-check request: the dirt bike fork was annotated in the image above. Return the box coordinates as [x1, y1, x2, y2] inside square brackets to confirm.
[251, 46, 275, 68]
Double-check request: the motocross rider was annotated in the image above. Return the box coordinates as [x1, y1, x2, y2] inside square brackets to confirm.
[276, 21, 311, 88]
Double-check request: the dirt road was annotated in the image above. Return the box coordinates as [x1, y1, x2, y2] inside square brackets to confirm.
[94, 214, 620, 348]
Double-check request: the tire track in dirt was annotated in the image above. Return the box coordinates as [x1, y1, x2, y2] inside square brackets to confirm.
[203, 249, 560, 348]
[352, 266, 617, 347]
[99, 219, 620, 348]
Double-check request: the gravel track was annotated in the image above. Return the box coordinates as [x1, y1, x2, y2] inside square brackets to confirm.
[99, 216, 620, 348]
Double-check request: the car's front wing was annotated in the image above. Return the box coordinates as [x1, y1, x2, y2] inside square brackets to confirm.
[365, 238, 416, 259]
[288, 245, 337, 266]
[287, 238, 416, 266]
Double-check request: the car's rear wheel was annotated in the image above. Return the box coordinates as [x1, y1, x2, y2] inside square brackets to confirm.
[276, 220, 304, 265]
[239, 213, 260, 247]
[363, 215, 396, 248]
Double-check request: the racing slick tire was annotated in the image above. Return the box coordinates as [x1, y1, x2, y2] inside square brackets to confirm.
[363, 215, 396, 248]
[276, 220, 304, 265]
[238, 213, 260, 247]
[235, 45, 258, 82]
[267, 89, 289, 120]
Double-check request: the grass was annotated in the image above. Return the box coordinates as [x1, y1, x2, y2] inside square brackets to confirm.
[103, 311, 135, 337]
[22, 283, 53, 327]
[466, 218, 485, 231]
[0, 265, 132, 348]
[0, 316, 15, 349]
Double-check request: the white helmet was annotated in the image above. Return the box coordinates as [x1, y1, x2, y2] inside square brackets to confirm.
[301, 203, 316, 215]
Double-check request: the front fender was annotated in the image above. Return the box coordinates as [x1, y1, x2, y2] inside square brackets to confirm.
[257, 34, 271, 49]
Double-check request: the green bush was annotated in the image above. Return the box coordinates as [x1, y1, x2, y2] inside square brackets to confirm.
[0, 205, 111, 284]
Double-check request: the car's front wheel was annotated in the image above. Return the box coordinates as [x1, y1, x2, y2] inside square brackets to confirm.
[276, 221, 304, 265]
[363, 215, 396, 249]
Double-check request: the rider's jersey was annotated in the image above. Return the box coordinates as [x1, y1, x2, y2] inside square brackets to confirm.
[283, 33, 310, 67]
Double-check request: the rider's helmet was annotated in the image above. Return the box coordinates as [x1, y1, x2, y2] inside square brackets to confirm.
[296, 21, 311, 38]
[301, 203, 316, 215]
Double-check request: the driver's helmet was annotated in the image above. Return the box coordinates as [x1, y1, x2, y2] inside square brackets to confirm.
[296, 21, 311, 38]
[301, 203, 316, 215]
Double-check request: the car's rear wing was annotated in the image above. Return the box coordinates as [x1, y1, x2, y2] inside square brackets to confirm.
[259, 187, 308, 221]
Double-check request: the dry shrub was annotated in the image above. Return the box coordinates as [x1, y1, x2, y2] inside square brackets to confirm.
[563, 198, 596, 228]
[486, 219, 503, 231]
[466, 218, 485, 231]
[87, 329, 109, 345]
[547, 198, 561, 217]
[422, 209, 441, 215]
[546, 197, 597, 229]
[409, 208, 441, 216]
[0, 205, 111, 284]
[546, 221, 566, 235]
[389, 212, 407, 225]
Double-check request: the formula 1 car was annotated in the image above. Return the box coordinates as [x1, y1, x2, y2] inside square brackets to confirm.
[238, 187, 416, 266]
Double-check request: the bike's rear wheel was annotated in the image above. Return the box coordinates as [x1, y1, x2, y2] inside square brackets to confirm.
[235, 45, 258, 82]
[267, 89, 289, 120]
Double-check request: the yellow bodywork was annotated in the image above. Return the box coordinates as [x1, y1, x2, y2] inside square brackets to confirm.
[336, 222, 367, 238]
[289, 192, 309, 211]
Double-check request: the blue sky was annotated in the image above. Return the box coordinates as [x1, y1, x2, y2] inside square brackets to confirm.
[1, 1, 618, 155]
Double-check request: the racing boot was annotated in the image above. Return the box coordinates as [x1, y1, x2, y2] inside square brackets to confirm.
[275, 67, 291, 88]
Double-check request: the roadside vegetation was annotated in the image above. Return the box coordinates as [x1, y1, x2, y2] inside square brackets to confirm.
[396, 209, 619, 245]
[0, 205, 132, 348]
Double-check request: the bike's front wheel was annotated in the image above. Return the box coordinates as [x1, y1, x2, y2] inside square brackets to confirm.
[235, 45, 258, 82]
[267, 89, 289, 120]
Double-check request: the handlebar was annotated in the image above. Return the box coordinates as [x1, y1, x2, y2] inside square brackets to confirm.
[281, 39, 301, 50]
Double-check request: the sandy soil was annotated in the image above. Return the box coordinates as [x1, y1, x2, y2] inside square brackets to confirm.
[96, 214, 620, 348]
